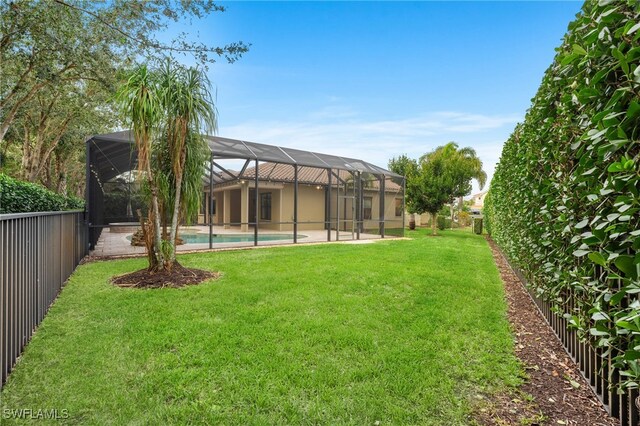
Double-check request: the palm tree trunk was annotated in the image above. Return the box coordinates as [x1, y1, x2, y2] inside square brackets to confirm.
[147, 169, 164, 271]
[167, 126, 188, 269]
[168, 169, 183, 268]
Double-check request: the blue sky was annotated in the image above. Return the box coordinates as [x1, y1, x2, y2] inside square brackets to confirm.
[168, 1, 582, 193]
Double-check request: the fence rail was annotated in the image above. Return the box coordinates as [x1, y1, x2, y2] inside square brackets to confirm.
[501, 250, 640, 426]
[1, 210, 87, 389]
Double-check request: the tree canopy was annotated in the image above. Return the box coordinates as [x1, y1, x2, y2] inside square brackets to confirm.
[389, 142, 486, 235]
[0, 0, 248, 196]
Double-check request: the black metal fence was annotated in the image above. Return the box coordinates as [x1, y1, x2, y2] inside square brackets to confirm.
[504, 254, 640, 426]
[0, 210, 87, 389]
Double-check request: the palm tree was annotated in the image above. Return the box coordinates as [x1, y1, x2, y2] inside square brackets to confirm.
[117, 65, 165, 270]
[157, 60, 216, 268]
[117, 60, 216, 272]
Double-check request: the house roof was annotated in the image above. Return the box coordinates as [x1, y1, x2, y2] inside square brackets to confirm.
[87, 130, 402, 183]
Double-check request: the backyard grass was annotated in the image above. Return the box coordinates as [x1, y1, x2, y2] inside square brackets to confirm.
[0, 229, 521, 425]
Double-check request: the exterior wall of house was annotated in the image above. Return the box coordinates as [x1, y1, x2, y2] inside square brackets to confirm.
[278, 185, 326, 231]
[229, 189, 241, 224]
[362, 190, 404, 231]
[255, 186, 284, 231]
[203, 180, 403, 233]
[403, 212, 432, 227]
[329, 188, 353, 232]
[470, 191, 488, 211]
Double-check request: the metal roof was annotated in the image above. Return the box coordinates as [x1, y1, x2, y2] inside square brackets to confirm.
[241, 163, 403, 191]
[87, 130, 402, 183]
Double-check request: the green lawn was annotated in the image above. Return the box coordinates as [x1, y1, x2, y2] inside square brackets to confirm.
[1, 229, 520, 425]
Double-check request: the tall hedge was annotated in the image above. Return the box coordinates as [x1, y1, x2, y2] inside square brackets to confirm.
[486, 0, 640, 389]
[0, 174, 84, 214]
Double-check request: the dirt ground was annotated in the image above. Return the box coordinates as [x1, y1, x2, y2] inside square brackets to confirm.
[474, 237, 617, 426]
[111, 262, 219, 289]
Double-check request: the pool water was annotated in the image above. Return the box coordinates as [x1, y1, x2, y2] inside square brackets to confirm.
[128, 233, 305, 244]
[183, 233, 306, 244]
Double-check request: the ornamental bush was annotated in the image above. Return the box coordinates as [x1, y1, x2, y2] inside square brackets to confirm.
[437, 215, 451, 230]
[0, 173, 85, 214]
[486, 1, 640, 389]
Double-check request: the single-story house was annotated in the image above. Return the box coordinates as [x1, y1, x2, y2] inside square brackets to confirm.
[200, 162, 404, 232]
[86, 131, 405, 248]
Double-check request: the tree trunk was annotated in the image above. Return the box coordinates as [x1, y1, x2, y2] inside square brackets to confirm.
[55, 153, 68, 195]
[409, 213, 416, 230]
[450, 204, 455, 229]
[147, 171, 165, 272]
[168, 140, 187, 269]
[138, 209, 155, 268]
[43, 161, 53, 189]
[431, 212, 438, 236]
[19, 104, 71, 183]
[168, 171, 183, 269]
[0, 82, 44, 146]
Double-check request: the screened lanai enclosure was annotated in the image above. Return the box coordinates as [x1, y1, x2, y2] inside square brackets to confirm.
[86, 131, 405, 255]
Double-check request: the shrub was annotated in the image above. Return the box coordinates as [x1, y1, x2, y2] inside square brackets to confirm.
[66, 195, 85, 210]
[472, 218, 483, 235]
[436, 216, 451, 230]
[458, 211, 471, 227]
[482, 192, 492, 234]
[486, 1, 640, 389]
[0, 173, 85, 213]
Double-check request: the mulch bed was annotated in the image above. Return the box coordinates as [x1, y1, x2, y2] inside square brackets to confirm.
[475, 237, 617, 426]
[111, 263, 219, 289]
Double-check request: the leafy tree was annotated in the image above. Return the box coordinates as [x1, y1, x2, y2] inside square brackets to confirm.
[388, 155, 419, 227]
[390, 151, 451, 235]
[1, 0, 248, 194]
[117, 60, 215, 272]
[415, 148, 455, 235]
[436, 142, 487, 224]
[13, 78, 113, 192]
[390, 143, 486, 235]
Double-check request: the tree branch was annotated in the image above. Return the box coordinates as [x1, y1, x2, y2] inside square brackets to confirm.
[52, 0, 247, 59]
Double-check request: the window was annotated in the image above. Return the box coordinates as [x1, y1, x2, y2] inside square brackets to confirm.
[395, 198, 403, 217]
[363, 197, 372, 220]
[260, 192, 272, 221]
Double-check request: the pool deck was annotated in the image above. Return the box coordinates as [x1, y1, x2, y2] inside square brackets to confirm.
[90, 225, 398, 257]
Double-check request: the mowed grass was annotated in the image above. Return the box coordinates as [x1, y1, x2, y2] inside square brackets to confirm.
[1, 229, 520, 425]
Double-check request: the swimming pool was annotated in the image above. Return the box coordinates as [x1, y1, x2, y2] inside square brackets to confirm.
[128, 233, 306, 244]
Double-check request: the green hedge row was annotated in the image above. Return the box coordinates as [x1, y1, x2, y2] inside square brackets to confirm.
[486, 0, 640, 389]
[0, 173, 84, 214]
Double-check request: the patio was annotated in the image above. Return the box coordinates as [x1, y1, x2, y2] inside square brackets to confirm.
[90, 226, 392, 257]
